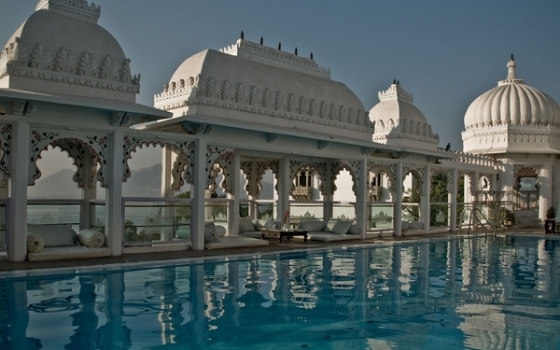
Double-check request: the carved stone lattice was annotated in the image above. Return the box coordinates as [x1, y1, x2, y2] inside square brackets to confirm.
[183, 146, 235, 190]
[290, 160, 328, 197]
[253, 160, 279, 199]
[430, 167, 452, 193]
[479, 173, 493, 191]
[29, 130, 105, 187]
[0, 124, 12, 176]
[122, 136, 194, 190]
[403, 165, 425, 196]
[213, 152, 235, 194]
[459, 170, 476, 195]
[368, 162, 397, 194]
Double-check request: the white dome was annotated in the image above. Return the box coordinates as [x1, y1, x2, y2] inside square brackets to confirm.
[154, 39, 372, 141]
[0, 0, 140, 102]
[369, 81, 438, 151]
[462, 56, 560, 154]
[464, 56, 560, 130]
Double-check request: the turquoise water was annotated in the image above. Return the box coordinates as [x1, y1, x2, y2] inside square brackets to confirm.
[1, 235, 560, 350]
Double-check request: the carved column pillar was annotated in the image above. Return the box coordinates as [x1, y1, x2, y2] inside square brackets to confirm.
[249, 161, 259, 219]
[8, 121, 29, 261]
[323, 163, 334, 221]
[449, 168, 458, 232]
[355, 158, 368, 239]
[160, 146, 175, 198]
[393, 162, 403, 236]
[105, 131, 124, 256]
[501, 163, 514, 205]
[191, 139, 207, 250]
[553, 161, 560, 218]
[228, 152, 240, 235]
[538, 163, 552, 220]
[421, 165, 430, 233]
[82, 149, 97, 230]
[277, 158, 291, 223]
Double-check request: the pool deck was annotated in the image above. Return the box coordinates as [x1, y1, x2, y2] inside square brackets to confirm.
[0, 228, 557, 273]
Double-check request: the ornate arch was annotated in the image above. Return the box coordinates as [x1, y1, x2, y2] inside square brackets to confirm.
[330, 160, 362, 197]
[289, 160, 328, 197]
[368, 161, 397, 194]
[402, 165, 425, 197]
[183, 145, 235, 190]
[29, 130, 107, 187]
[430, 167, 452, 192]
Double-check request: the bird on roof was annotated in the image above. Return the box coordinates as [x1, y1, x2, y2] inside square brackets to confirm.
[445, 143, 451, 151]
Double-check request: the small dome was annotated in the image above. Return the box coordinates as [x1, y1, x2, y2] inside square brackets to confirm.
[0, 0, 140, 102]
[464, 56, 560, 130]
[369, 81, 438, 151]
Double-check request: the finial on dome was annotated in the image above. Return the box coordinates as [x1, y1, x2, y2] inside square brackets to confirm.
[310, 52, 314, 60]
[393, 79, 396, 84]
[294, 47, 298, 56]
[510, 54, 514, 61]
[507, 54, 517, 80]
[278, 42, 281, 51]
[397, 80, 400, 85]
[240, 31, 244, 40]
[260, 37, 263, 45]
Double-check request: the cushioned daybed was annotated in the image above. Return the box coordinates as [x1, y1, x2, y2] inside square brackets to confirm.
[27, 224, 111, 261]
[238, 217, 282, 239]
[298, 219, 362, 242]
[204, 222, 269, 250]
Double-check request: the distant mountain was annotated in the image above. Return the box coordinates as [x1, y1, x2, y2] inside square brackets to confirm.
[123, 163, 162, 197]
[28, 168, 81, 199]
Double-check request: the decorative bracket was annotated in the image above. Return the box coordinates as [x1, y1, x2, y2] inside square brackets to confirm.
[266, 133, 277, 143]
[318, 140, 328, 150]
[181, 122, 212, 135]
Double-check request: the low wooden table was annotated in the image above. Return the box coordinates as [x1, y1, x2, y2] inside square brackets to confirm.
[545, 219, 557, 234]
[260, 229, 308, 243]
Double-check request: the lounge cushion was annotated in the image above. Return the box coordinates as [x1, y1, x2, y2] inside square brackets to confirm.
[253, 219, 280, 230]
[347, 224, 362, 235]
[239, 217, 255, 233]
[299, 220, 326, 232]
[205, 235, 269, 250]
[27, 246, 112, 262]
[215, 224, 227, 237]
[307, 233, 362, 242]
[27, 233, 44, 253]
[324, 219, 353, 234]
[204, 222, 220, 243]
[78, 229, 106, 248]
[27, 224, 74, 247]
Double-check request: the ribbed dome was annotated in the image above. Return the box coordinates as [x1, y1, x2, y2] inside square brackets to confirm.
[0, 0, 140, 102]
[464, 56, 560, 130]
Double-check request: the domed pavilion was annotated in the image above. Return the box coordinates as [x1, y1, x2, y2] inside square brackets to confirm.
[462, 55, 560, 223]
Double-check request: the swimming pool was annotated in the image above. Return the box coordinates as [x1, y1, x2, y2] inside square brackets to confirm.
[1, 235, 559, 349]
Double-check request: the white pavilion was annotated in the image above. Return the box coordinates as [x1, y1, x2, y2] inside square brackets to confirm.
[0, 0, 557, 262]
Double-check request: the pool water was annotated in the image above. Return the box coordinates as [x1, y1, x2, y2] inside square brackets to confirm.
[1, 235, 560, 350]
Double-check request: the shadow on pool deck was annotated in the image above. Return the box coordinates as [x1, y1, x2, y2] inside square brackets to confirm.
[0, 228, 556, 272]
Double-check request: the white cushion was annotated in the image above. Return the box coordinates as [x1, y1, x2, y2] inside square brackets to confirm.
[27, 246, 112, 261]
[215, 224, 227, 237]
[239, 217, 255, 232]
[204, 222, 219, 243]
[78, 229, 106, 248]
[299, 220, 326, 232]
[347, 224, 362, 235]
[205, 235, 269, 250]
[27, 233, 44, 253]
[27, 224, 74, 247]
[324, 219, 352, 234]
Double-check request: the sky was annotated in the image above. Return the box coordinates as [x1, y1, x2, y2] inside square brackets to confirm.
[1, 0, 560, 157]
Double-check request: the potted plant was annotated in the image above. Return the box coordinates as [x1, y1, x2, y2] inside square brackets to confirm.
[547, 206, 556, 219]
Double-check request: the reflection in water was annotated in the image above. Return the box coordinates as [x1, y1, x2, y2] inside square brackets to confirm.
[1, 236, 560, 349]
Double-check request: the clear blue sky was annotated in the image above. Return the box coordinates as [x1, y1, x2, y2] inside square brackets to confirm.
[1, 0, 560, 151]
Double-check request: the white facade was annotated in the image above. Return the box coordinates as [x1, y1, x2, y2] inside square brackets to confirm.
[7, 0, 560, 264]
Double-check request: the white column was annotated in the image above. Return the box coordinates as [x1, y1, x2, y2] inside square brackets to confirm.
[449, 168, 458, 232]
[356, 158, 368, 239]
[277, 157, 291, 223]
[421, 165, 431, 233]
[393, 162, 403, 236]
[323, 163, 334, 221]
[553, 162, 560, 218]
[160, 146, 175, 197]
[249, 162, 258, 219]
[191, 139, 207, 250]
[82, 149, 96, 230]
[8, 121, 29, 262]
[228, 152, 240, 235]
[105, 131, 123, 256]
[538, 163, 552, 220]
